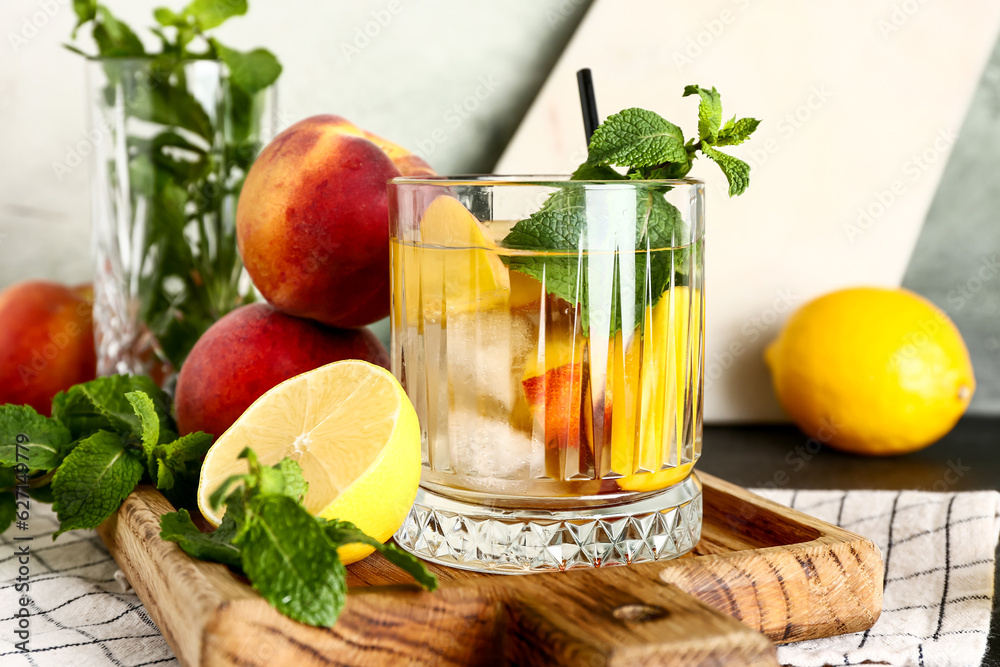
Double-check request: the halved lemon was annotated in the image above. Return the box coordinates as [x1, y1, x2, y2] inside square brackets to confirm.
[197, 360, 421, 564]
[392, 195, 510, 323]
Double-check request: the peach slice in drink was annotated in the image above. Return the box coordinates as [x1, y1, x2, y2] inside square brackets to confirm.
[391, 196, 509, 324]
[521, 326, 590, 451]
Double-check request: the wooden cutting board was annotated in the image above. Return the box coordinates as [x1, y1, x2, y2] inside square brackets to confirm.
[97, 473, 882, 666]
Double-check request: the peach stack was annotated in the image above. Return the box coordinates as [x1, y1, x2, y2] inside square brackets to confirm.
[175, 116, 433, 438]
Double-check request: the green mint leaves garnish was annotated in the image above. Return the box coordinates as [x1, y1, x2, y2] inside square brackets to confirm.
[504, 185, 686, 334]
[502, 84, 758, 334]
[0, 375, 213, 538]
[161, 449, 438, 627]
[587, 84, 760, 195]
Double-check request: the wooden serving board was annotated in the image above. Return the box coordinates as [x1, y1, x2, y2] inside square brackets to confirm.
[97, 473, 883, 667]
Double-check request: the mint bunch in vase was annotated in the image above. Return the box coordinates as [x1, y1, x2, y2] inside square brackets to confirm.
[66, 1, 282, 383]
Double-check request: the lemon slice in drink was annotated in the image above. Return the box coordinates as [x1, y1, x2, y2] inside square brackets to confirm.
[609, 286, 702, 492]
[197, 360, 421, 564]
[393, 195, 509, 322]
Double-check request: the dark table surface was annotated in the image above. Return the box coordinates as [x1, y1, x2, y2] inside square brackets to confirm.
[700, 416, 1000, 665]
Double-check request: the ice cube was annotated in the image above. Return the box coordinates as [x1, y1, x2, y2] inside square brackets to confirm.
[448, 406, 544, 482]
[446, 308, 534, 415]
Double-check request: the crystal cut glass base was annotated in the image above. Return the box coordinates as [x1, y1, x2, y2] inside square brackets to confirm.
[395, 474, 702, 574]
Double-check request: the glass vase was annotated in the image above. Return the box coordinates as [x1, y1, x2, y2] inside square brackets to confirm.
[87, 58, 275, 386]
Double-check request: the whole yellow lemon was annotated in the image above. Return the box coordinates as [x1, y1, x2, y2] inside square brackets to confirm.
[764, 287, 974, 456]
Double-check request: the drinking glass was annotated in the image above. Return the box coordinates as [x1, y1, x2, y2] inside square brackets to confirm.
[390, 177, 705, 573]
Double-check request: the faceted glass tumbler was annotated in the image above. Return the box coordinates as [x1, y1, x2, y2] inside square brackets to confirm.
[389, 177, 705, 573]
[88, 58, 274, 385]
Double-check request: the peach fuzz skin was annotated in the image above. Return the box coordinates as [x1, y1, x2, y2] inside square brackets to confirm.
[236, 115, 434, 328]
[0, 280, 96, 416]
[175, 302, 390, 438]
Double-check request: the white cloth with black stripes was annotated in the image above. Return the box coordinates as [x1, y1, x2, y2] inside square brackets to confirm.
[755, 488, 1000, 667]
[0, 507, 177, 667]
[0, 491, 997, 667]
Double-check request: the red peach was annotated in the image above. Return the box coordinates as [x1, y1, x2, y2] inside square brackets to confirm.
[175, 303, 389, 437]
[236, 115, 434, 328]
[0, 280, 96, 415]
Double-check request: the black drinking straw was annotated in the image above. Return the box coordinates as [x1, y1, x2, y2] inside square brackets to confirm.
[577, 68, 599, 143]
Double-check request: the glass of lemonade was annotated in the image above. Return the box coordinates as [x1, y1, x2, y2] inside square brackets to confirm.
[389, 176, 704, 573]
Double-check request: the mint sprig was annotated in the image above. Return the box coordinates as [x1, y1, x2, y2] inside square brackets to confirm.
[161, 449, 438, 627]
[0, 376, 213, 538]
[502, 84, 758, 334]
[587, 84, 760, 195]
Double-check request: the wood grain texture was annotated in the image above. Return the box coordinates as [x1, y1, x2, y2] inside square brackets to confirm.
[96, 473, 882, 666]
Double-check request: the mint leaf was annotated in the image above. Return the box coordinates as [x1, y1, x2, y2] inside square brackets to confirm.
[126, 391, 159, 470]
[683, 85, 723, 142]
[28, 485, 54, 504]
[320, 520, 438, 591]
[54, 376, 172, 440]
[0, 406, 72, 473]
[587, 108, 687, 168]
[0, 467, 15, 490]
[206, 451, 302, 511]
[51, 431, 144, 537]
[208, 473, 247, 511]
[153, 7, 187, 27]
[504, 185, 686, 334]
[214, 43, 282, 95]
[702, 145, 751, 196]
[571, 163, 626, 181]
[160, 507, 243, 568]
[238, 495, 347, 627]
[0, 493, 15, 535]
[93, 6, 146, 57]
[152, 432, 212, 491]
[715, 117, 760, 147]
[71, 0, 97, 37]
[184, 0, 247, 29]
[273, 459, 308, 503]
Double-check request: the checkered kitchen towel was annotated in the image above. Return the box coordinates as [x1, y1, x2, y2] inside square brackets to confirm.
[756, 489, 1000, 667]
[0, 508, 176, 667]
[1, 491, 998, 667]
